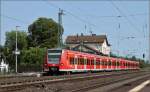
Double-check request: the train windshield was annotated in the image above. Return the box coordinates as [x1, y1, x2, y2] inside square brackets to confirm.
[48, 49, 62, 64]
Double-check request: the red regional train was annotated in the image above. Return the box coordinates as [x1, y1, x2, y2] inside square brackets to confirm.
[43, 48, 139, 74]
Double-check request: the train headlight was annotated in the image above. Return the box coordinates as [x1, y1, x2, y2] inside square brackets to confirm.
[60, 63, 64, 66]
[62, 50, 64, 54]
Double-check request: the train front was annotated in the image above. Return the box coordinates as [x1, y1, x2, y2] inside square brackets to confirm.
[43, 48, 62, 74]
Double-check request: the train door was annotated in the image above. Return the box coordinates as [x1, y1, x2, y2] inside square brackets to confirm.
[120, 60, 122, 70]
[96, 58, 100, 70]
[89, 58, 92, 72]
[74, 56, 77, 70]
[106, 59, 109, 70]
[112, 60, 115, 70]
[101, 59, 105, 70]
[84, 57, 87, 70]
[79, 57, 84, 70]
[118, 60, 120, 70]
[100, 59, 102, 70]
[115, 60, 118, 70]
[90, 58, 94, 70]
[94, 58, 96, 70]
[125, 61, 127, 69]
[108, 59, 111, 70]
[122, 61, 124, 70]
[110, 60, 113, 70]
[86, 58, 90, 71]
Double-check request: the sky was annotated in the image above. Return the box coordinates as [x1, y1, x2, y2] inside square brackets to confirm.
[1, 0, 149, 60]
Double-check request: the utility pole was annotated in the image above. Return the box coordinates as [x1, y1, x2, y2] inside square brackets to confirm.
[15, 26, 20, 73]
[58, 8, 64, 48]
[116, 15, 121, 69]
[0, 21, 1, 63]
[117, 15, 121, 57]
[0, 29, 1, 63]
[149, 0, 150, 64]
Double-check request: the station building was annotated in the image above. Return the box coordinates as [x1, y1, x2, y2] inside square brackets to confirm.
[65, 34, 111, 56]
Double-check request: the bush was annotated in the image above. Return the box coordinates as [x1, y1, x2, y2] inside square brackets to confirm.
[20, 47, 46, 66]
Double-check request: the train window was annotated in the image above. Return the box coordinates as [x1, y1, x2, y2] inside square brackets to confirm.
[117, 62, 120, 66]
[120, 62, 122, 66]
[96, 61, 99, 65]
[91, 59, 94, 65]
[99, 60, 101, 65]
[87, 59, 90, 65]
[128, 63, 130, 67]
[101, 61, 104, 65]
[70, 57, 74, 65]
[96, 59, 99, 65]
[74, 58, 77, 64]
[78, 58, 80, 65]
[48, 50, 62, 53]
[113, 62, 116, 66]
[103, 61, 105, 65]
[99, 61, 101, 65]
[103, 61, 106, 65]
[105, 61, 108, 66]
[108, 60, 111, 66]
[84, 58, 87, 65]
[77, 58, 84, 65]
[122, 63, 124, 66]
[100, 60, 102, 65]
[80, 58, 84, 65]
[83, 58, 87, 65]
[111, 62, 113, 66]
[125, 62, 127, 66]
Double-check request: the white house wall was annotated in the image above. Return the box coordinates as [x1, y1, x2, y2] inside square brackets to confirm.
[66, 40, 111, 55]
[101, 40, 110, 55]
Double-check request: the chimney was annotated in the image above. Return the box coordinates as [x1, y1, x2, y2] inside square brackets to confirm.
[77, 33, 79, 38]
[92, 34, 96, 36]
[81, 33, 84, 36]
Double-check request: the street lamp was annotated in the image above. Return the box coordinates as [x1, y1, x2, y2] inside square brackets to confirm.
[15, 26, 20, 73]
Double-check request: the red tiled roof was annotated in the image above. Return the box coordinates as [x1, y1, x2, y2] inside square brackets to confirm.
[65, 35, 108, 44]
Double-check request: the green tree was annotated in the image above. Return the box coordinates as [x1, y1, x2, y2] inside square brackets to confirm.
[4, 31, 28, 70]
[0, 45, 4, 62]
[5, 31, 28, 51]
[20, 47, 46, 66]
[28, 17, 63, 48]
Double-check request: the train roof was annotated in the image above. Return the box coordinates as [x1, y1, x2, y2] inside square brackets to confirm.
[65, 49, 138, 63]
[47, 48, 138, 63]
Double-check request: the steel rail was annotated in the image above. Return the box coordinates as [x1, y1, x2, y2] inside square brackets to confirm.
[70, 72, 150, 92]
[0, 71, 146, 92]
[0, 71, 141, 87]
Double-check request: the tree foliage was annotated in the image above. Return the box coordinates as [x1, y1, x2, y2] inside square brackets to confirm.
[3, 31, 28, 70]
[28, 17, 63, 48]
[3, 17, 64, 72]
[5, 31, 28, 51]
[20, 47, 46, 66]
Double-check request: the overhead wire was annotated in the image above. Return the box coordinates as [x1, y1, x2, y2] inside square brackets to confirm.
[45, 1, 97, 28]
[0, 14, 29, 24]
[110, 1, 149, 58]
[78, 13, 148, 18]
[110, 1, 143, 33]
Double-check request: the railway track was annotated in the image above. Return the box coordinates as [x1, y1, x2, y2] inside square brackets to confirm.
[70, 72, 150, 92]
[0, 70, 147, 92]
[0, 70, 138, 85]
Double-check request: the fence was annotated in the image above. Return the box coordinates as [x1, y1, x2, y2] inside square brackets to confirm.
[18, 65, 43, 73]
